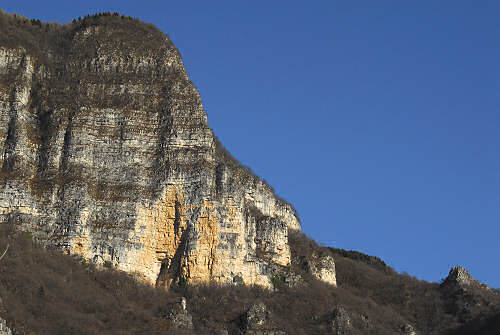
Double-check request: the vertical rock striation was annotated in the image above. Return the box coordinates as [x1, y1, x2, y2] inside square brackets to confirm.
[0, 14, 300, 288]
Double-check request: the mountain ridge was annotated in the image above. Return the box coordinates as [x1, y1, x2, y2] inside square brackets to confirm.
[0, 11, 499, 335]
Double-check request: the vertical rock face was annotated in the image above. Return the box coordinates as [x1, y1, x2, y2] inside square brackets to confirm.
[0, 15, 300, 288]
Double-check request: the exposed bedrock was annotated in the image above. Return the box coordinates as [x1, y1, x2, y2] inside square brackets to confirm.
[0, 21, 301, 288]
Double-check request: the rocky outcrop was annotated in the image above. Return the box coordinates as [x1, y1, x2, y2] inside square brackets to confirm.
[287, 231, 338, 288]
[0, 317, 11, 335]
[441, 266, 488, 291]
[294, 251, 337, 287]
[329, 306, 351, 335]
[308, 253, 337, 287]
[164, 297, 193, 330]
[0, 14, 301, 288]
[242, 302, 285, 335]
[400, 324, 416, 335]
[440, 266, 494, 323]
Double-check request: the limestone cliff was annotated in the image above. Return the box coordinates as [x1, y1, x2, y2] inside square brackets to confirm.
[0, 13, 300, 288]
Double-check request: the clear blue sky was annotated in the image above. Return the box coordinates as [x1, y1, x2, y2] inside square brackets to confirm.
[3, 1, 499, 288]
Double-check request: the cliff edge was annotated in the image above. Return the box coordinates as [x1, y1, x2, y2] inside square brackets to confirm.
[0, 12, 300, 288]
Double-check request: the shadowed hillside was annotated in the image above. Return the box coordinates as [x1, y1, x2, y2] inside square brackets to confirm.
[1, 226, 499, 334]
